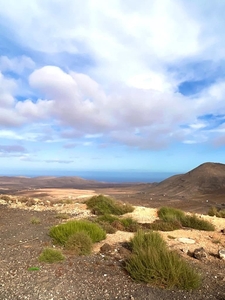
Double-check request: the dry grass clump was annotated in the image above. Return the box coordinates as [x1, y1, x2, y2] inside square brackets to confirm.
[95, 214, 139, 232]
[208, 206, 225, 218]
[125, 230, 201, 290]
[49, 220, 106, 245]
[148, 220, 182, 231]
[55, 213, 70, 219]
[0, 195, 11, 201]
[86, 194, 134, 215]
[30, 217, 41, 224]
[65, 231, 93, 255]
[39, 248, 64, 263]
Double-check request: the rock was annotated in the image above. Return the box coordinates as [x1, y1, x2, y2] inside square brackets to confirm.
[221, 229, 225, 234]
[193, 247, 207, 260]
[100, 243, 112, 254]
[177, 237, 195, 244]
[118, 246, 131, 258]
[218, 249, 225, 260]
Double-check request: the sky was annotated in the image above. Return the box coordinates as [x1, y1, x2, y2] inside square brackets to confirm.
[0, 0, 225, 179]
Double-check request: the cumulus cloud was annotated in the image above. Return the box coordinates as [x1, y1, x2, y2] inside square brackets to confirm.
[0, 1, 225, 150]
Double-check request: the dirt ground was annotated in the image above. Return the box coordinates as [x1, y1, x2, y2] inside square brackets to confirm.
[0, 188, 225, 300]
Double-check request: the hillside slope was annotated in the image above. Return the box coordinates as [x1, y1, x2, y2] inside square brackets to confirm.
[150, 162, 225, 197]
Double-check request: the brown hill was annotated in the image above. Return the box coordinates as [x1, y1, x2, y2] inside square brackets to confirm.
[0, 176, 106, 190]
[150, 162, 225, 198]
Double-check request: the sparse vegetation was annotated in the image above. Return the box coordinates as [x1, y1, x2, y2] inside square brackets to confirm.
[28, 266, 40, 271]
[55, 213, 70, 219]
[158, 206, 185, 223]
[181, 215, 215, 231]
[148, 219, 182, 231]
[0, 195, 11, 201]
[212, 239, 221, 244]
[30, 217, 41, 224]
[49, 220, 106, 245]
[65, 231, 93, 255]
[60, 198, 73, 204]
[39, 248, 64, 263]
[86, 194, 134, 215]
[208, 206, 225, 218]
[125, 230, 201, 290]
[95, 214, 139, 232]
[158, 206, 215, 231]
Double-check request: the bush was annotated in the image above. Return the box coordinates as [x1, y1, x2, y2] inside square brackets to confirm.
[96, 214, 139, 232]
[86, 195, 134, 215]
[97, 214, 119, 224]
[148, 220, 182, 231]
[208, 206, 218, 217]
[182, 215, 215, 231]
[65, 231, 93, 255]
[39, 248, 64, 263]
[96, 221, 117, 234]
[125, 230, 201, 290]
[120, 217, 140, 232]
[49, 220, 106, 245]
[208, 207, 225, 218]
[158, 206, 215, 231]
[158, 207, 185, 223]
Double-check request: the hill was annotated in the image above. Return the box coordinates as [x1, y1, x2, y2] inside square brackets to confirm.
[150, 162, 225, 198]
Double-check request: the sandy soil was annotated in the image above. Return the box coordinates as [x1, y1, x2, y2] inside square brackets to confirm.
[1, 190, 225, 299]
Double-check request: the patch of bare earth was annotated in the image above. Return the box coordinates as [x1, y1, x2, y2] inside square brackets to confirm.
[0, 193, 225, 300]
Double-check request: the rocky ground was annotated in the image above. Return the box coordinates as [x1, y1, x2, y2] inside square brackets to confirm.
[0, 192, 225, 300]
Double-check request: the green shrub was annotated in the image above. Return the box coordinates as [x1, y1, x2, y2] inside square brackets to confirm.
[182, 215, 215, 231]
[130, 230, 167, 253]
[158, 206, 215, 231]
[49, 220, 106, 245]
[39, 248, 64, 263]
[148, 220, 182, 231]
[65, 231, 93, 255]
[158, 207, 185, 223]
[125, 230, 201, 290]
[96, 214, 139, 232]
[86, 194, 134, 215]
[120, 217, 140, 232]
[97, 214, 119, 224]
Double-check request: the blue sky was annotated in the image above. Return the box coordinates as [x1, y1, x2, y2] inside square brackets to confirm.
[0, 0, 225, 178]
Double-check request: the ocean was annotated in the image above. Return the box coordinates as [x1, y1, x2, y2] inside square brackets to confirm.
[3, 170, 176, 183]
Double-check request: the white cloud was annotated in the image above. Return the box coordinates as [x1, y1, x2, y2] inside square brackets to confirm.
[0, 72, 17, 107]
[0, 56, 35, 74]
[0, 1, 225, 150]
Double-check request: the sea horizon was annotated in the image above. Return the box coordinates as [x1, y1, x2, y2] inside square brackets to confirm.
[0, 170, 177, 183]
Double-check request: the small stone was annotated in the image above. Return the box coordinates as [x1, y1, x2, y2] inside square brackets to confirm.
[218, 249, 225, 260]
[100, 243, 112, 254]
[193, 247, 207, 260]
[178, 237, 195, 244]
